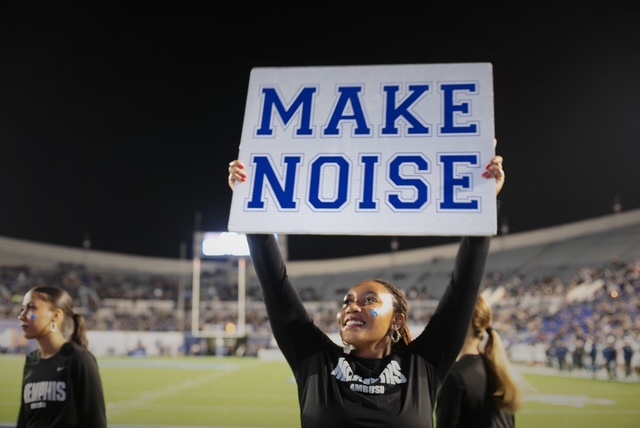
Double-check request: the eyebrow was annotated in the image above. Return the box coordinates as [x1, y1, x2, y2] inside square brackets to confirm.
[345, 291, 380, 299]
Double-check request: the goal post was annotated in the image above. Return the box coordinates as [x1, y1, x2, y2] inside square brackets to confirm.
[190, 231, 250, 339]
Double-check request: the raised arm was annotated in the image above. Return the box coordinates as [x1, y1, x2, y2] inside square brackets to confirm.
[228, 160, 331, 370]
[413, 154, 505, 381]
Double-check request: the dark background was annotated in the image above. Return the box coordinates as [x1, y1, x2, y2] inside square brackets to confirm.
[1, 4, 639, 260]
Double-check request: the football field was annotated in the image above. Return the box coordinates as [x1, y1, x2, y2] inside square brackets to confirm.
[1, 355, 638, 427]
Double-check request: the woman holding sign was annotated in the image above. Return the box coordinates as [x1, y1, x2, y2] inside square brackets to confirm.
[227, 154, 504, 428]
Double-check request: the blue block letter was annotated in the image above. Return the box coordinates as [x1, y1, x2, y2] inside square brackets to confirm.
[440, 83, 478, 135]
[439, 154, 479, 210]
[381, 85, 430, 136]
[256, 87, 317, 137]
[358, 155, 380, 211]
[323, 87, 371, 136]
[247, 156, 301, 210]
[308, 156, 350, 210]
[387, 155, 429, 210]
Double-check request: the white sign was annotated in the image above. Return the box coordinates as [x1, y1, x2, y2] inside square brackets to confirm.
[228, 63, 496, 236]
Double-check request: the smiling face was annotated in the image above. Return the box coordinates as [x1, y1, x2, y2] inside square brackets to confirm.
[18, 291, 57, 339]
[337, 280, 399, 357]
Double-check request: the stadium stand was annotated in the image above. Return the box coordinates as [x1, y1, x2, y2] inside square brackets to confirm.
[1, 209, 639, 378]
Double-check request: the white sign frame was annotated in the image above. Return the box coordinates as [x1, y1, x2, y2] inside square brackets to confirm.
[228, 63, 496, 237]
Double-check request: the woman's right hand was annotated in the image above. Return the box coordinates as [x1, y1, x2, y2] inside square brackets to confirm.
[228, 160, 246, 191]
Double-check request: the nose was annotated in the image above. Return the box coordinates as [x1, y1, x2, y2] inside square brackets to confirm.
[346, 302, 362, 313]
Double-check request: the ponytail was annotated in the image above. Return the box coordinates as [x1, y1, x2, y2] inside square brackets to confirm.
[483, 325, 522, 413]
[70, 313, 90, 349]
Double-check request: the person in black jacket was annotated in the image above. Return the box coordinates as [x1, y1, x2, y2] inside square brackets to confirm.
[227, 153, 505, 428]
[602, 335, 618, 380]
[435, 294, 522, 428]
[16, 286, 107, 428]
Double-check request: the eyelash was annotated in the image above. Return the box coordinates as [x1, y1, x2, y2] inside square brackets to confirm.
[343, 297, 376, 306]
[19, 305, 35, 313]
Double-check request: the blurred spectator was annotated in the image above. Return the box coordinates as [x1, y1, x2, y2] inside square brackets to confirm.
[603, 335, 618, 380]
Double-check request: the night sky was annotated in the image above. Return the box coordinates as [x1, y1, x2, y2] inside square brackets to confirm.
[1, 4, 639, 261]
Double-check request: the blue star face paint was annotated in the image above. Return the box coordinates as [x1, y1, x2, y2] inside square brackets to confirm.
[371, 309, 379, 317]
[30, 314, 38, 321]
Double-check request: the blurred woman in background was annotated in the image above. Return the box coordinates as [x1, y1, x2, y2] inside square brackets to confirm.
[435, 294, 522, 427]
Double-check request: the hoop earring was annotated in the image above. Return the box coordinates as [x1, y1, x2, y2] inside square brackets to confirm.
[391, 328, 401, 343]
[50, 322, 58, 333]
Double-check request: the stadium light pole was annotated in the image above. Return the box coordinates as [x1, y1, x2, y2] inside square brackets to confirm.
[191, 238, 202, 336]
[178, 241, 187, 331]
[192, 231, 250, 338]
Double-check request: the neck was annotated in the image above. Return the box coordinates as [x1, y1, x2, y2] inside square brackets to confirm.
[38, 334, 68, 359]
[350, 337, 392, 359]
[458, 337, 481, 359]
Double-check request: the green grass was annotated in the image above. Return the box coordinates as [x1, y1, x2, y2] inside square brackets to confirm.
[1, 355, 639, 427]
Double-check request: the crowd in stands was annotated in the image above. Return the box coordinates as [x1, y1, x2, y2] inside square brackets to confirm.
[1, 255, 638, 379]
[484, 257, 640, 379]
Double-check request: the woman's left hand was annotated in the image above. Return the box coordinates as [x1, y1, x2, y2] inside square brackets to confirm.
[483, 155, 505, 195]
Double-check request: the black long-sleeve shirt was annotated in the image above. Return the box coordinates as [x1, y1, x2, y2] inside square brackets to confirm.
[248, 234, 491, 428]
[17, 341, 107, 428]
[435, 354, 515, 428]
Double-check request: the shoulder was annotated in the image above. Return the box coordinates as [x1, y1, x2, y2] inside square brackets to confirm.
[455, 354, 484, 367]
[60, 341, 83, 355]
[25, 349, 41, 364]
[451, 355, 487, 379]
[61, 342, 99, 365]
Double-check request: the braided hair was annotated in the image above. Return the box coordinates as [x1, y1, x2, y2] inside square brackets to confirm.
[371, 279, 412, 352]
